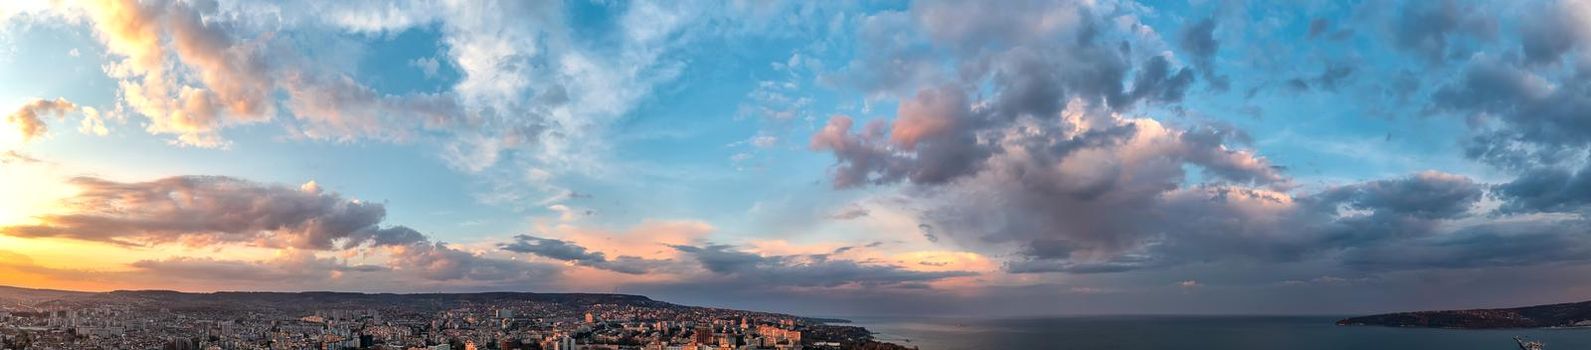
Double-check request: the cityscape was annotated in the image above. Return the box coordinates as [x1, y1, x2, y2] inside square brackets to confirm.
[0, 287, 907, 350]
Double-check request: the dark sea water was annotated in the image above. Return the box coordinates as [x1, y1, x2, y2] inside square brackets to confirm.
[844, 315, 1591, 350]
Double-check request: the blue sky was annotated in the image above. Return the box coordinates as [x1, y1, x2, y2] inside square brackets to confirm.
[2, 0, 1591, 317]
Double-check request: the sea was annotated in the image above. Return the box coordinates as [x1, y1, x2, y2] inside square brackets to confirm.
[842, 315, 1591, 350]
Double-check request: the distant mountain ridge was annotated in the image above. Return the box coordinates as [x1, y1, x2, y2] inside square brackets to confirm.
[0, 285, 91, 306]
[0, 285, 675, 313]
[1338, 300, 1591, 329]
[0, 285, 847, 323]
[96, 289, 673, 312]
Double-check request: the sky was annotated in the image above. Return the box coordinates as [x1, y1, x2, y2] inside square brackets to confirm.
[1, 0, 1590, 317]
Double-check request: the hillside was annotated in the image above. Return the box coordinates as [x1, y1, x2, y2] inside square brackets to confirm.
[0, 285, 91, 308]
[1338, 300, 1591, 329]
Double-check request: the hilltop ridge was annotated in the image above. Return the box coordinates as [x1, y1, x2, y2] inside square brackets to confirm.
[1338, 300, 1591, 329]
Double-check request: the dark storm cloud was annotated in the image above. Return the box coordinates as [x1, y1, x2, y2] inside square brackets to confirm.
[670, 244, 974, 288]
[499, 235, 658, 274]
[1389, 0, 1497, 62]
[0, 176, 429, 249]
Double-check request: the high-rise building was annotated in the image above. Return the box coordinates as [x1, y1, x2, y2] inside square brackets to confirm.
[693, 325, 713, 345]
[585, 312, 595, 324]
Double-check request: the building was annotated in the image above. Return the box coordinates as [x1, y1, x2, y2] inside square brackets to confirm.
[692, 325, 713, 345]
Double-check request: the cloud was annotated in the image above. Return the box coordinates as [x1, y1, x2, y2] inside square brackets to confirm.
[1, 235, 569, 292]
[63, 0, 473, 147]
[830, 1, 1196, 109]
[1312, 171, 1482, 220]
[0, 150, 42, 164]
[1004, 255, 1155, 274]
[0, 176, 427, 249]
[5, 98, 78, 142]
[799, 0, 1591, 283]
[500, 235, 658, 274]
[1311, 63, 1356, 91]
[1434, 57, 1591, 172]
[1518, 0, 1591, 66]
[818, 100, 1286, 264]
[79, 0, 273, 146]
[1179, 18, 1227, 90]
[809, 11, 1578, 278]
[827, 206, 870, 220]
[386, 242, 560, 283]
[1307, 18, 1331, 39]
[670, 244, 974, 288]
[1388, 0, 1497, 62]
[1493, 163, 1591, 213]
[1339, 219, 1591, 271]
[809, 115, 900, 188]
[128, 250, 387, 283]
[812, 2, 1231, 191]
[1179, 18, 1219, 60]
[4, 244, 562, 292]
[409, 57, 440, 78]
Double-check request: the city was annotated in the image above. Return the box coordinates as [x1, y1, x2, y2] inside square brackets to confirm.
[0, 288, 909, 350]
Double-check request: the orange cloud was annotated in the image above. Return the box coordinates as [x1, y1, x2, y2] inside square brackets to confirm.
[0, 176, 427, 250]
[4, 98, 78, 142]
[69, 0, 471, 147]
[890, 86, 967, 150]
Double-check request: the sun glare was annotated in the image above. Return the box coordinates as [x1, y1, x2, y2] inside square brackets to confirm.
[0, 162, 74, 227]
